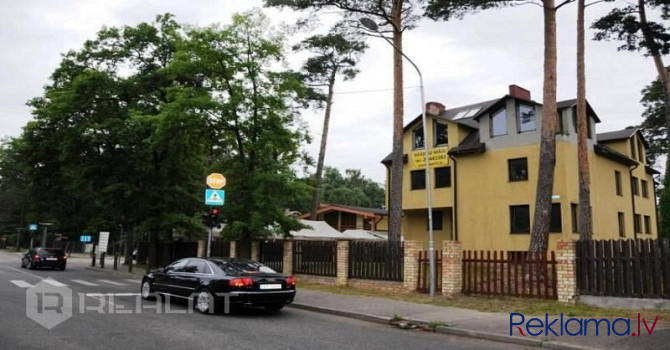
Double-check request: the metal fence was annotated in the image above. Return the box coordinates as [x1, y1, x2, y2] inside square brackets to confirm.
[210, 240, 231, 258]
[349, 241, 403, 281]
[293, 240, 337, 276]
[259, 240, 284, 272]
[577, 239, 670, 299]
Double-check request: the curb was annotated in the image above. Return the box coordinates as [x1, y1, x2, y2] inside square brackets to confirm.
[288, 303, 601, 350]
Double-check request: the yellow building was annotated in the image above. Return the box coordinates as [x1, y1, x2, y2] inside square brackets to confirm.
[382, 85, 659, 252]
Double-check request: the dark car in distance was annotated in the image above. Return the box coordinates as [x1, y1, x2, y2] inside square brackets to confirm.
[140, 257, 296, 314]
[21, 247, 67, 270]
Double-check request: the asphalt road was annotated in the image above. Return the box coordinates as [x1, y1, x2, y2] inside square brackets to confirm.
[0, 249, 531, 350]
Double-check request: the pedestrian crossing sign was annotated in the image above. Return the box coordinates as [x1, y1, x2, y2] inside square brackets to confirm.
[205, 189, 225, 206]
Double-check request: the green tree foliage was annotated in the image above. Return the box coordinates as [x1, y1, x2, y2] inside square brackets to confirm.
[320, 167, 385, 208]
[640, 74, 668, 165]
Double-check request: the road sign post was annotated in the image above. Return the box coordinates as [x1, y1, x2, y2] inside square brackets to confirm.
[205, 173, 226, 258]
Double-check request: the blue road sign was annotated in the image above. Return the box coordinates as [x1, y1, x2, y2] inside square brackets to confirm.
[80, 235, 92, 243]
[29, 224, 38, 231]
[205, 189, 225, 206]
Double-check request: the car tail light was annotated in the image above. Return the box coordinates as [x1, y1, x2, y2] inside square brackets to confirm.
[229, 277, 254, 288]
[285, 276, 296, 287]
[61, 255, 67, 260]
[33, 254, 40, 260]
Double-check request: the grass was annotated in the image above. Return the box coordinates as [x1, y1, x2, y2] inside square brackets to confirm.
[298, 282, 670, 321]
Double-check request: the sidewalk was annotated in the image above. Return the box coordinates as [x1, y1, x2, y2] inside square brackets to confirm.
[291, 289, 670, 350]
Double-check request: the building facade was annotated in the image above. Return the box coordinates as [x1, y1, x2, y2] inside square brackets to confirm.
[382, 85, 658, 252]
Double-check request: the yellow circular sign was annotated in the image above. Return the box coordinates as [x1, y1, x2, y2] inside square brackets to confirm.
[206, 173, 226, 189]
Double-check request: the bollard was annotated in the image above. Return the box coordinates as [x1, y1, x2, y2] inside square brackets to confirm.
[100, 252, 105, 269]
[113, 252, 118, 270]
[91, 252, 96, 267]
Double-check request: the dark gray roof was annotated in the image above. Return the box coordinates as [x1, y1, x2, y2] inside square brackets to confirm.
[593, 144, 636, 166]
[556, 99, 601, 122]
[381, 153, 407, 165]
[597, 128, 637, 142]
[448, 130, 485, 155]
[403, 98, 501, 132]
[330, 204, 388, 216]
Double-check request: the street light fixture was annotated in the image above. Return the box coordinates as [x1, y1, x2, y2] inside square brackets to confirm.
[360, 18, 436, 297]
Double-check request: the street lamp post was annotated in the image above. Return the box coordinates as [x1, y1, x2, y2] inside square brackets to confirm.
[360, 18, 436, 297]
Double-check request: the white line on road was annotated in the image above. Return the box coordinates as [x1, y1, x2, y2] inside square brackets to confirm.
[10, 280, 32, 288]
[123, 279, 141, 284]
[71, 279, 99, 286]
[42, 278, 68, 287]
[98, 279, 127, 286]
[85, 293, 141, 297]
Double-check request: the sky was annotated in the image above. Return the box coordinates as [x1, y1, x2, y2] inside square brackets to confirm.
[0, 1, 663, 184]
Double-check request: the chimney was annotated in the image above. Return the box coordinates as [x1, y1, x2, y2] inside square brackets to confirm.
[509, 85, 531, 101]
[426, 102, 446, 116]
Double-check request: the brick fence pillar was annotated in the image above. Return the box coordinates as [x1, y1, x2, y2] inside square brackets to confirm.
[197, 240, 206, 257]
[229, 241, 237, 258]
[556, 239, 578, 303]
[251, 241, 260, 261]
[283, 240, 293, 276]
[403, 240, 422, 291]
[442, 240, 462, 296]
[336, 240, 350, 286]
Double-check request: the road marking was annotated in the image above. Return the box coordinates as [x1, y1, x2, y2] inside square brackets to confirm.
[85, 293, 141, 297]
[10, 280, 32, 288]
[98, 279, 127, 286]
[42, 278, 68, 287]
[71, 279, 99, 286]
[123, 279, 141, 284]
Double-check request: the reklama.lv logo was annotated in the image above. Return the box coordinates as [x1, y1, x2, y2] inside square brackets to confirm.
[510, 313, 659, 337]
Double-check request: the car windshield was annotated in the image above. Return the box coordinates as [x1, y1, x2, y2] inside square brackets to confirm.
[214, 260, 276, 275]
[40, 249, 64, 256]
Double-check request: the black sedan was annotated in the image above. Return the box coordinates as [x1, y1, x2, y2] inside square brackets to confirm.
[140, 257, 296, 314]
[21, 247, 67, 270]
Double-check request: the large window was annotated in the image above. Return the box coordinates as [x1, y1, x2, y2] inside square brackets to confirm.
[550, 203, 562, 233]
[427, 210, 443, 230]
[517, 104, 536, 132]
[508, 158, 528, 182]
[571, 203, 578, 233]
[411, 170, 425, 190]
[634, 214, 641, 234]
[638, 139, 644, 163]
[491, 108, 507, 137]
[434, 121, 448, 146]
[434, 167, 451, 188]
[630, 139, 636, 160]
[632, 177, 639, 196]
[644, 215, 652, 234]
[615, 171, 622, 196]
[413, 126, 424, 149]
[618, 212, 625, 237]
[641, 180, 649, 198]
[510, 205, 530, 233]
[572, 113, 592, 138]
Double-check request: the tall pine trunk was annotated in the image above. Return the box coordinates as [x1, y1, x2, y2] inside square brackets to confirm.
[577, 0, 592, 240]
[639, 0, 670, 236]
[388, 0, 404, 246]
[529, 0, 558, 253]
[310, 73, 337, 220]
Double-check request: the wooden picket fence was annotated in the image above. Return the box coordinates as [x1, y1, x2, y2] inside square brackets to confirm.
[577, 239, 670, 299]
[417, 250, 442, 293]
[462, 250, 557, 299]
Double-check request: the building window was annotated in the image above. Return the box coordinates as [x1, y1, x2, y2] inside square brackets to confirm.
[550, 203, 562, 233]
[434, 121, 448, 146]
[557, 113, 565, 135]
[644, 215, 651, 234]
[615, 171, 622, 196]
[630, 139, 636, 160]
[638, 139, 644, 163]
[618, 212, 625, 237]
[413, 126, 424, 149]
[491, 108, 507, 137]
[571, 203, 578, 233]
[632, 177, 639, 196]
[434, 167, 451, 188]
[508, 158, 528, 182]
[634, 214, 641, 234]
[572, 113, 592, 138]
[641, 180, 649, 198]
[517, 104, 536, 132]
[411, 170, 425, 190]
[427, 210, 443, 230]
[510, 205, 530, 233]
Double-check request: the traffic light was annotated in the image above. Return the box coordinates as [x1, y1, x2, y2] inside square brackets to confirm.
[202, 208, 221, 229]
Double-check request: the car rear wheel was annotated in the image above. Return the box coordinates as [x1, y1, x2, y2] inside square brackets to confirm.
[140, 279, 155, 300]
[28, 261, 36, 270]
[20, 259, 26, 268]
[264, 304, 284, 312]
[194, 289, 217, 314]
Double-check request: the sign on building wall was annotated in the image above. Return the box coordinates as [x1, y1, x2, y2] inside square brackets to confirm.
[411, 147, 449, 170]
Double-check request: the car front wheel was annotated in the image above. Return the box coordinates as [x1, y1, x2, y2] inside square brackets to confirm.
[140, 279, 155, 300]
